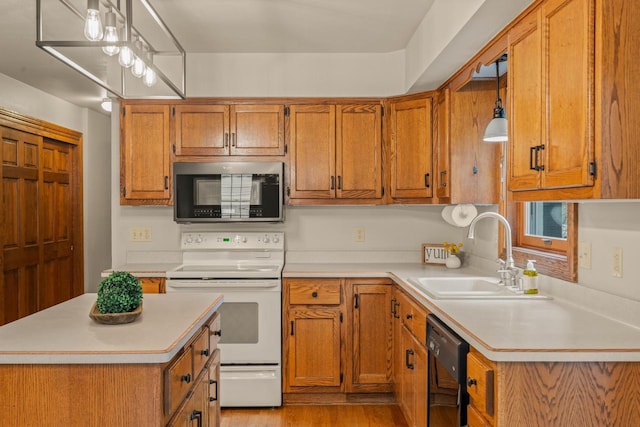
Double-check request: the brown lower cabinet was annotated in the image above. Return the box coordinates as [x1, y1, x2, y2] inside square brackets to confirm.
[392, 286, 428, 427]
[282, 278, 393, 401]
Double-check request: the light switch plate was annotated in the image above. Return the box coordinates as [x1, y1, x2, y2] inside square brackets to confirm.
[613, 247, 623, 278]
[578, 241, 591, 269]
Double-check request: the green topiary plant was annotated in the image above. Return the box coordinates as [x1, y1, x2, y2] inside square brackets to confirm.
[97, 271, 143, 314]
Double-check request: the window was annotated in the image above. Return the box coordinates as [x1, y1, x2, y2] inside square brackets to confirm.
[507, 202, 577, 282]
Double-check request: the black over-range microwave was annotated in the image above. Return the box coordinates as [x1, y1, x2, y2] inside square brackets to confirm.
[173, 161, 284, 223]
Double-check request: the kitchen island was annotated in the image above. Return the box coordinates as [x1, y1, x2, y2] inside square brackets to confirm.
[0, 293, 223, 427]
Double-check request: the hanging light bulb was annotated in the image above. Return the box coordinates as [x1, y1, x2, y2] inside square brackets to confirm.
[118, 29, 135, 68]
[83, 0, 103, 41]
[131, 40, 147, 78]
[143, 53, 157, 87]
[483, 57, 508, 142]
[102, 10, 119, 56]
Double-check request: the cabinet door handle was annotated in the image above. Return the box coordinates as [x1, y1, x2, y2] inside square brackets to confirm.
[231, 132, 236, 147]
[200, 349, 210, 357]
[440, 170, 447, 187]
[537, 144, 545, 171]
[424, 173, 430, 188]
[390, 298, 397, 316]
[529, 146, 537, 171]
[209, 379, 218, 401]
[405, 349, 415, 370]
[181, 373, 191, 383]
[164, 176, 169, 190]
[190, 409, 203, 427]
[331, 176, 335, 190]
[224, 132, 229, 148]
[393, 302, 400, 319]
[354, 294, 359, 309]
[337, 176, 342, 190]
[290, 320, 295, 336]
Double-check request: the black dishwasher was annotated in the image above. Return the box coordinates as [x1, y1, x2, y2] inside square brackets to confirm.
[426, 314, 469, 427]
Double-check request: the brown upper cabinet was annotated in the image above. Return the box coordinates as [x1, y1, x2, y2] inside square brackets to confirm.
[173, 104, 285, 157]
[508, 0, 595, 193]
[120, 104, 171, 205]
[288, 104, 383, 203]
[388, 96, 434, 201]
[507, 0, 640, 201]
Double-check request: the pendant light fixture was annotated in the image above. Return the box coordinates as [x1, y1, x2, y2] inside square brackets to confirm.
[36, 0, 186, 100]
[483, 57, 508, 142]
[101, 9, 120, 56]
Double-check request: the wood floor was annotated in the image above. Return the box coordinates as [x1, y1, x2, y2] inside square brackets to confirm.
[220, 404, 409, 426]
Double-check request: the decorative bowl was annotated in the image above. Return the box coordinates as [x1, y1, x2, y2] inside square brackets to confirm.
[89, 301, 142, 325]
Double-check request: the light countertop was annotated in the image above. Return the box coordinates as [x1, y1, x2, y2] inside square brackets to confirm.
[0, 293, 223, 364]
[284, 262, 640, 363]
[100, 261, 640, 363]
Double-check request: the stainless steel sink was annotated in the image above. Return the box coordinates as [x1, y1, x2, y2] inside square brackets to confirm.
[408, 276, 551, 300]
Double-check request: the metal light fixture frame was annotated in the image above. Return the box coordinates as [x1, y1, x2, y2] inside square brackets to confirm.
[35, 0, 186, 99]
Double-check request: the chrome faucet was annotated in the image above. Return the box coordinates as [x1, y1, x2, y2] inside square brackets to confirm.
[467, 212, 520, 289]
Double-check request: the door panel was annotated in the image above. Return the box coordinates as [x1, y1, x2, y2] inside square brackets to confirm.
[390, 98, 433, 199]
[1, 127, 41, 324]
[289, 105, 336, 199]
[174, 104, 229, 156]
[336, 105, 382, 199]
[231, 104, 285, 156]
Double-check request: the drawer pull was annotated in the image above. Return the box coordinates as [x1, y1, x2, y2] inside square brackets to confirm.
[467, 377, 477, 387]
[312, 291, 318, 298]
[190, 409, 203, 427]
[200, 349, 210, 357]
[213, 329, 222, 337]
[406, 313, 413, 320]
[181, 374, 191, 383]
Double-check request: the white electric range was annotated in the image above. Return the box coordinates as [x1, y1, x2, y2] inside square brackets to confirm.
[166, 232, 284, 407]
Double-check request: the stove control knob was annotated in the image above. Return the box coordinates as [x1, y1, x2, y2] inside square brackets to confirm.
[272, 235, 280, 243]
[234, 235, 247, 244]
[263, 235, 270, 243]
[195, 236, 203, 244]
[185, 236, 193, 244]
[242, 236, 247, 243]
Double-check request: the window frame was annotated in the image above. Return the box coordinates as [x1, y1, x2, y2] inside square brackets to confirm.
[505, 202, 578, 283]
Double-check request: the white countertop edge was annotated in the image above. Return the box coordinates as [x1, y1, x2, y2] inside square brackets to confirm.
[0, 298, 224, 365]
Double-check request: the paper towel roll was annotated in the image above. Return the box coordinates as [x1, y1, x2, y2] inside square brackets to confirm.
[441, 204, 478, 227]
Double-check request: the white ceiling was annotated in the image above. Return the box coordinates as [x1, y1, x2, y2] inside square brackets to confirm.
[0, 0, 530, 113]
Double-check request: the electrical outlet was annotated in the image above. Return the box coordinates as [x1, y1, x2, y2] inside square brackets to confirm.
[130, 226, 152, 242]
[578, 241, 591, 269]
[354, 227, 365, 242]
[613, 247, 623, 278]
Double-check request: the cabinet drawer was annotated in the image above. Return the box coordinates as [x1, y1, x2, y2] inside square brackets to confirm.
[192, 327, 210, 377]
[164, 348, 193, 416]
[289, 279, 341, 305]
[399, 294, 428, 345]
[467, 351, 495, 423]
[139, 277, 165, 293]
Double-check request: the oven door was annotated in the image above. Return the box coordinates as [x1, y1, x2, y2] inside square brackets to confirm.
[166, 279, 281, 364]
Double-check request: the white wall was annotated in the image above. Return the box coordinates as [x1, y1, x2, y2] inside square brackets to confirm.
[187, 52, 406, 98]
[0, 73, 112, 292]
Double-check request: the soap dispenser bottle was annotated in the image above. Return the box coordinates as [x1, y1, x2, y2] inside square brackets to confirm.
[522, 260, 539, 294]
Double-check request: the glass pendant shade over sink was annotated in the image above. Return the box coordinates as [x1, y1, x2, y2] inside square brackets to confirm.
[483, 58, 508, 142]
[36, 0, 186, 100]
